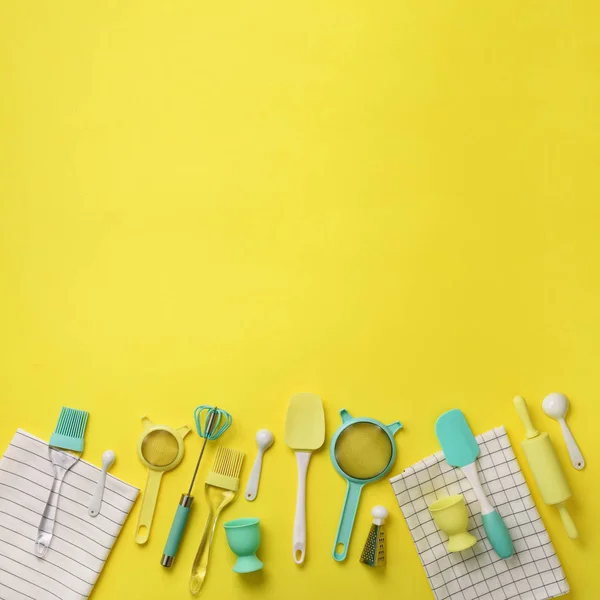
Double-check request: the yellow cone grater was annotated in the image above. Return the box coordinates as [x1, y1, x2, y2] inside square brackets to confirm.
[360, 506, 388, 567]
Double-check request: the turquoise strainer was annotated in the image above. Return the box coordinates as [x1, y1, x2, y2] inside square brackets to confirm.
[330, 408, 402, 561]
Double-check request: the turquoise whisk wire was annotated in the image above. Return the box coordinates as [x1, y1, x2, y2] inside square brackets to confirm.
[194, 405, 232, 441]
[187, 406, 232, 494]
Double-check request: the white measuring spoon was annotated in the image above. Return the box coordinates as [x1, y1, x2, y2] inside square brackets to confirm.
[245, 429, 274, 501]
[89, 450, 116, 517]
[542, 393, 585, 470]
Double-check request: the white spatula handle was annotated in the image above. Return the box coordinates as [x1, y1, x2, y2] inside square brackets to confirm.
[293, 451, 311, 564]
[461, 462, 494, 514]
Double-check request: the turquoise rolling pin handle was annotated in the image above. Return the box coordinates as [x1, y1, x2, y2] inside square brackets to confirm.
[332, 482, 364, 562]
[161, 494, 193, 567]
[482, 511, 514, 559]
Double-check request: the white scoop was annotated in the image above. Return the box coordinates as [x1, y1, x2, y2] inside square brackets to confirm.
[244, 429, 274, 501]
[89, 450, 116, 517]
[542, 393, 585, 470]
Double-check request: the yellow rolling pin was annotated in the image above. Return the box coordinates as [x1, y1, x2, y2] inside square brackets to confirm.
[513, 396, 578, 539]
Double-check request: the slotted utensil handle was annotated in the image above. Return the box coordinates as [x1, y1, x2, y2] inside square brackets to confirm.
[559, 419, 585, 470]
[89, 468, 108, 517]
[332, 481, 364, 562]
[245, 449, 265, 502]
[292, 451, 311, 564]
[135, 470, 163, 544]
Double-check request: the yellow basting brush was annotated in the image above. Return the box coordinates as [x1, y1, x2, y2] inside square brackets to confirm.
[189, 447, 244, 594]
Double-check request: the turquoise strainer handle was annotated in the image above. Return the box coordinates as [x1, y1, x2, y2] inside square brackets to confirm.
[332, 481, 364, 561]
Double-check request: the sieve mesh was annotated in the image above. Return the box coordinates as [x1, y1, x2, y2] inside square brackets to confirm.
[334, 422, 392, 480]
[141, 429, 180, 467]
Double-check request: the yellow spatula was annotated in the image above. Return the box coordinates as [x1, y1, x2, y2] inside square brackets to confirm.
[285, 393, 325, 564]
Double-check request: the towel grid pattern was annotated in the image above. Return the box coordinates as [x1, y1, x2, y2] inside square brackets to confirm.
[390, 426, 570, 600]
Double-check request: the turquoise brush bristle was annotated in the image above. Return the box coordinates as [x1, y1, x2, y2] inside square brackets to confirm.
[49, 407, 89, 453]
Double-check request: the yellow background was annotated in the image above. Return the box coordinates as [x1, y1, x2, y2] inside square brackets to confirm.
[1, 1, 599, 598]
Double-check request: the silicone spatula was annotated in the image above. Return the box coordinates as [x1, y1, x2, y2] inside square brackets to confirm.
[285, 393, 325, 564]
[435, 409, 514, 559]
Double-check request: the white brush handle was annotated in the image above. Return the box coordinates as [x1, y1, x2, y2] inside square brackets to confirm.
[245, 449, 265, 501]
[293, 451, 311, 564]
[461, 462, 494, 514]
[89, 469, 108, 517]
[559, 419, 585, 470]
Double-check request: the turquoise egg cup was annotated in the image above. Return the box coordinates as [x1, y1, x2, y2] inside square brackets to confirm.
[224, 518, 263, 573]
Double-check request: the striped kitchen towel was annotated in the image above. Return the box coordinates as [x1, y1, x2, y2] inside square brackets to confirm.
[0, 429, 139, 600]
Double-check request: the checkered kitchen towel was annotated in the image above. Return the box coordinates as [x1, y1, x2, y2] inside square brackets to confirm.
[390, 427, 570, 600]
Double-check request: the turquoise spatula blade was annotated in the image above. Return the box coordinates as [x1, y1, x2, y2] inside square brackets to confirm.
[435, 409, 479, 467]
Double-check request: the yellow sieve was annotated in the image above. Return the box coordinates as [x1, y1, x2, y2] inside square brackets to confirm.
[330, 409, 402, 561]
[135, 416, 191, 544]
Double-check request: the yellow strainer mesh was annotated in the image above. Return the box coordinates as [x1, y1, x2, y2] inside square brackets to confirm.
[141, 430, 180, 467]
[334, 422, 392, 480]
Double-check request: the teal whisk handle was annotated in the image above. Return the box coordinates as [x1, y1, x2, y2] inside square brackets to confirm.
[161, 494, 193, 567]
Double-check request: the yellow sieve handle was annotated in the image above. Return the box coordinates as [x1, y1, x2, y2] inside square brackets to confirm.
[135, 470, 164, 544]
